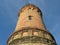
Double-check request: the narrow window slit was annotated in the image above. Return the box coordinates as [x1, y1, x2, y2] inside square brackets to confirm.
[28, 16, 32, 20]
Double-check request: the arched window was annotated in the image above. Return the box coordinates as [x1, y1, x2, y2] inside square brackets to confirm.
[23, 32, 28, 36]
[33, 32, 39, 36]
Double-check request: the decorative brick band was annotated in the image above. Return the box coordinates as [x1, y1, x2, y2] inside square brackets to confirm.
[7, 27, 56, 45]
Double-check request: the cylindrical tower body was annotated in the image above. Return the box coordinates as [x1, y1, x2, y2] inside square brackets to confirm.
[7, 4, 57, 45]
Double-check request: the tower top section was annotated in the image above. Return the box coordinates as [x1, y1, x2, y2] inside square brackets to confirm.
[18, 4, 42, 17]
[15, 4, 46, 32]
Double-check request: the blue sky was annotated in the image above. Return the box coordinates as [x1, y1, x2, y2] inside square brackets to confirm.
[0, 0, 60, 45]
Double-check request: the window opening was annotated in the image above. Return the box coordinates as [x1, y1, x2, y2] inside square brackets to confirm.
[28, 16, 32, 20]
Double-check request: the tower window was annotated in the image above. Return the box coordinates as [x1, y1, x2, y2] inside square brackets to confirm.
[23, 32, 28, 36]
[33, 32, 39, 36]
[28, 16, 32, 20]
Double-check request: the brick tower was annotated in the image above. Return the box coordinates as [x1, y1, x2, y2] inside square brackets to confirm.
[7, 4, 57, 45]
